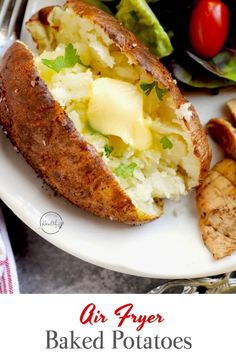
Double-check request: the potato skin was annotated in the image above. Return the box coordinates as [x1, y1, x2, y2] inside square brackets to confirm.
[28, 0, 211, 183]
[0, 41, 157, 224]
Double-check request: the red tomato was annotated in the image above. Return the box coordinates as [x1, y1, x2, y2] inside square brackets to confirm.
[189, 0, 229, 58]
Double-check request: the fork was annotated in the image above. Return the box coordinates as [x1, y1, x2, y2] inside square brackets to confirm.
[149, 272, 236, 294]
[0, 0, 28, 56]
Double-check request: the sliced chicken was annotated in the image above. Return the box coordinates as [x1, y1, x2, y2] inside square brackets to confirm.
[196, 159, 236, 259]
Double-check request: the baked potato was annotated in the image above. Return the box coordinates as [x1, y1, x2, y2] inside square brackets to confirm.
[0, 0, 211, 224]
[196, 159, 236, 259]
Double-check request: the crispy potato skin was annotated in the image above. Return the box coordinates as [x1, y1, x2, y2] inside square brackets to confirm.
[0, 41, 157, 224]
[27, 0, 211, 183]
[207, 118, 236, 160]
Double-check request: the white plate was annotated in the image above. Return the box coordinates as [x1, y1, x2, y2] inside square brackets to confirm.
[0, 0, 235, 279]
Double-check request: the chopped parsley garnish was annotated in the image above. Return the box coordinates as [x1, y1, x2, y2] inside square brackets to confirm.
[114, 162, 137, 178]
[140, 81, 169, 101]
[104, 145, 114, 157]
[155, 83, 169, 101]
[160, 136, 173, 150]
[140, 82, 156, 96]
[42, 43, 88, 73]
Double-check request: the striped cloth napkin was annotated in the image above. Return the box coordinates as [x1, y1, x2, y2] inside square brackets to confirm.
[0, 207, 19, 294]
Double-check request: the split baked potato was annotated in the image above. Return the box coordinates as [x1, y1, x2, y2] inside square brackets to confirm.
[0, 0, 211, 224]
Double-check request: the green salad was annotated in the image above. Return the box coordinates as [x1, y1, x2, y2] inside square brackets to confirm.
[84, 0, 236, 90]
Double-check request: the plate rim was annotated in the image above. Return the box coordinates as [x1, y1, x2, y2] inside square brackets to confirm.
[1, 187, 236, 280]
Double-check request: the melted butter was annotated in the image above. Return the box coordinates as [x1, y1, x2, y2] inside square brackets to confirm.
[87, 78, 152, 150]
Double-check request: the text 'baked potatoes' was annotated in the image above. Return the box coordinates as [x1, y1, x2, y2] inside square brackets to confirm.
[0, 0, 211, 224]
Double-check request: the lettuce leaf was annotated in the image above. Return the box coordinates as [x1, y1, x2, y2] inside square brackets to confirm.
[186, 49, 236, 82]
[116, 0, 173, 58]
[172, 62, 235, 89]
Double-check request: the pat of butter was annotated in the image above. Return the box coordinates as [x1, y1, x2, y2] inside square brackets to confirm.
[87, 78, 152, 150]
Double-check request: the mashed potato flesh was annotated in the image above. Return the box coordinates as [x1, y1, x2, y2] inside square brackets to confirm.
[34, 7, 200, 216]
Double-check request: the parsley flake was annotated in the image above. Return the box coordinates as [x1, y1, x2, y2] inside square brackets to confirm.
[140, 81, 169, 101]
[114, 162, 137, 178]
[42, 43, 88, 73]
[140, 82, 155, 96]
[104, 145, 113, 157]
[160, 136, 173, 150]
[155, 83, 169, 101]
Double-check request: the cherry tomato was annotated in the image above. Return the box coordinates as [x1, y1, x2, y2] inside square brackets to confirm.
[189, 0, 229, 58]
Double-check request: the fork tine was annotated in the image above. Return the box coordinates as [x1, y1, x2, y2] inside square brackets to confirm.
[7, 0, 22, 38]
[0, 0, 13, 29]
